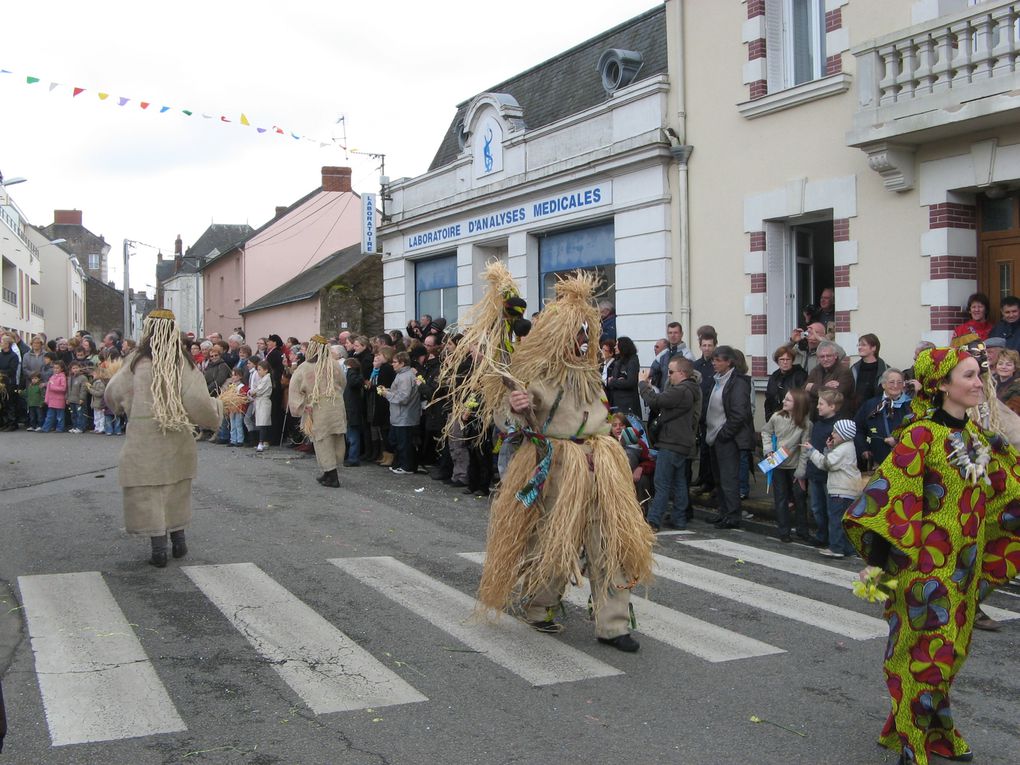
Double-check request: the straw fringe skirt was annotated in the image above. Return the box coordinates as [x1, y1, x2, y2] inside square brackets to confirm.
[123, 478, 192, 536]
[477, 434, 654, 616]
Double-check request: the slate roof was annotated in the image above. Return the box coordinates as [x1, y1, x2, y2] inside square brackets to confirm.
[239, 243, 375, 315]
[187, 223, 254, 265]
[428, 4, 666, 172]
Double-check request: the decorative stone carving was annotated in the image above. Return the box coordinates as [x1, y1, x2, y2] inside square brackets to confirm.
[863, 142, 916, 192]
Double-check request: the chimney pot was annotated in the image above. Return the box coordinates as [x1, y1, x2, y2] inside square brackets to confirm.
[321, 166, 352, 193]
[275, 206, 288, 219]
[174, 234, 183, 256]
[54, 209, 83, 226]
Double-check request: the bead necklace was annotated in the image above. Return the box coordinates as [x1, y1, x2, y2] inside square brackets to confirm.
[947, 429, 991, 486]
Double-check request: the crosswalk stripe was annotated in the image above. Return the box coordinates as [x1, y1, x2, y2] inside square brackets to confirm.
[182, 563, 427, 713]
[677, 538, 1020, 623]
[17, 572, 187, 746]
[458, 553, 785, 663]
[330, 556, 622, 686]
[650, 553, 887, 640]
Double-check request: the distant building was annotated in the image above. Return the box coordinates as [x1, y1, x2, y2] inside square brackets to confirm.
[201, 167, 362, 339]
[0, 188, 44, 338]
[40, 210, 111, 284]
[83, 274, 124, 339]
[26, 226, 86, 339]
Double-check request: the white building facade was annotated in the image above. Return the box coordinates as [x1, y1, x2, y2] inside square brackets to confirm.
[0, 188, 44, 338]
[162, 269, 203, 337]
[27, 226, 86, 339]
[379, 8, 677, 359]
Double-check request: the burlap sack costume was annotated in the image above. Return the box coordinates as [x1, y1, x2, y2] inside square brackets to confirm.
[288, 335, 347, 478]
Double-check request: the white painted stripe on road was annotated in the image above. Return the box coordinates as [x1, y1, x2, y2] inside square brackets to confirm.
[678, 538, 1020, 623]
[459, 553, 784, 663]
[18, 572, 186, 746]
[651, 553, 887, 640]
[331, 556, 621, 686]
[182, 563, 426, 713]
[656, 530, 696, 537]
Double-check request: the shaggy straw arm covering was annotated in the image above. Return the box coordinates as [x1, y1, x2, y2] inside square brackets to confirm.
[306, 339, 341, 407]
[142, 313, 191, 433]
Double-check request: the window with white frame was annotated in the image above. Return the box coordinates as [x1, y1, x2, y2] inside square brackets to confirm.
[88, 253, 100, 270]
[766, 0, 827, 91]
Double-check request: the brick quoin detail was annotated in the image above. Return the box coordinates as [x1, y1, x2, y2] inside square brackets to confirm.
[834, 265, 851, 288]
[752, 357, 768, 378]
[750, 274, 767, 293]
[747, 0, 765, 19]
[749, 231, 766, 251]
[825, 8, 842, 32]
[833, 219, 850, 242]
[929, 256, 977, 281]
[930, 305, 968, 331]
[825, 54, 843, 76]
[751, 314, 768, 334]
[929, 203, 976, 230]
[749, 80, 768, 99]
[748, 39, 767, 60]
[835, 311, 851, 333]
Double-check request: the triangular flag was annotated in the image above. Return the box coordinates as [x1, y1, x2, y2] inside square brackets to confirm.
[256, 127, 267, 133]
[98, 92, 109, 100]
[220, 115, 230, 123]
[118, 97, 129, 106]
[26, 76, 39, 84]
[48, 82, 59, 91]
[0, 69, 12, 74]
[240, 114, 250, 126]
[159, 106, 170, 113]
[72, 87, 85, 97]
[274, 126, 284, 134]
[182, 109, 193, 116]
[202, 113, 212, 119]
[140, 102, 150, 109]
[291, 133, 300, 140]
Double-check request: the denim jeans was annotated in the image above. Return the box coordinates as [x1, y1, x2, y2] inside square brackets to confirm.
[104, 415, 121, 435]
[827, 495, 856, 555]
[345, 426, 362, 464]
[647, 448, 688, 528]
[392, 426, 416, 471]
[217, 416, 230, 443]
[229, 412, 245, 444]
[807, 475, 829, 545]
[28, 406, 42, 429]
[69, 403, 87, 431]
[41, 406, 66, 432]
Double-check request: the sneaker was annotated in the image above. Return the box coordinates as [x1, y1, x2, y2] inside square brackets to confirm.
[389, 467, 411, 475]
[256, 443, 265, 452]
[819, 549, 846, 558]
[528, 619, 563, 634]
[597, 633, 640, 653]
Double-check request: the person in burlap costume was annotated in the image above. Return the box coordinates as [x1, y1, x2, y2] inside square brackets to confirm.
[105, 309, 223, 567]
[440, 265, 654, 652]
[288, 334, 347, 487]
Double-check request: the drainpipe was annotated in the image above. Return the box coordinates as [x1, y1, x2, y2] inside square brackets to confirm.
[666, 0, 694, 334]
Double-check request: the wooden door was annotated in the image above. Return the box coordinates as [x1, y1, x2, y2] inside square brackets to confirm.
[978, 194, 1020, 317]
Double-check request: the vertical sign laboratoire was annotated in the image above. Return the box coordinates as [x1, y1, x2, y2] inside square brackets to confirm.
[362, 193, 377, 254]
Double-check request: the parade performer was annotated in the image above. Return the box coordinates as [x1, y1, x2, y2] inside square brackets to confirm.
[442, 264, 654, 652]
[288, 334, 347, 487]
[105, 309, 223, 567]
[843, 347, 1020, 765]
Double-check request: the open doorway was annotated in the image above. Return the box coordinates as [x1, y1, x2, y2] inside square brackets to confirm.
[791, 220, 834, 329]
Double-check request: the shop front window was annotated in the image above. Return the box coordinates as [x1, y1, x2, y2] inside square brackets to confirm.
[538, 221, 615, 306]
[415, 254, 458, 326]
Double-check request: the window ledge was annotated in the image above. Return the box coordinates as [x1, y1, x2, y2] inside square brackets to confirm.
[737, 73, 852, 120]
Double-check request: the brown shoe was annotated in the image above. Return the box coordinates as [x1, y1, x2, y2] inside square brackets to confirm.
[974, 610, 1001, 631]
[378, 451, 394, 467]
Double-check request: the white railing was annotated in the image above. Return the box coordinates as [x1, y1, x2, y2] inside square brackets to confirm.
[2, 287, 16, 305]
[855, 1, 1020, 111]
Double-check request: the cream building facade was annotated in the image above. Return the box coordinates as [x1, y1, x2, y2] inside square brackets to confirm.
[27, 226, 86, 339]
[679, 0, 1020, 377]
[0, 188, 44, 338]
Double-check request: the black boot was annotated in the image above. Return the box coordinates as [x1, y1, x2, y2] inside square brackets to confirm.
[170, 530, 188, 559]
[149, 535, 168, 568]
[320, 468, 340, 488]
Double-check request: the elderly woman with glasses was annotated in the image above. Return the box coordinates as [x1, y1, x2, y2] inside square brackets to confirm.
[853, 368, 911, 470]
[805, 340, 855, 418]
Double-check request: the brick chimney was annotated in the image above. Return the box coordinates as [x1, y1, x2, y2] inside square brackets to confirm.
[321, 166, 352, 193]
[54, 209, 83, 225]
[174, 234, 182, 256]
[275, 206, 289, 219]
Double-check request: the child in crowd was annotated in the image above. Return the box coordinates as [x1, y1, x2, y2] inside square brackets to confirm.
[86, 369, 107, 433]
[242, 358, 259, 441]
[66, 362, 88, 433]
[236, 344, 252, 372]
[40, 361, 68, 433]
[40, 353, 55, 383]
[24, 374, 45, 431]
[760, 389, 811, 543]
[343, 357, 364, 466]
[225, 368, 249, 447]
[251, 360, 273, 452]
[803, 418, 861, 559]
[805, 389, 841, 548]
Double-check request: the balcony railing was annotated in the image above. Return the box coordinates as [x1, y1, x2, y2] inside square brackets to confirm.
[848, 0, 1020, 189]
[2, 287, 16, 306]
[31, 302, 44, 318]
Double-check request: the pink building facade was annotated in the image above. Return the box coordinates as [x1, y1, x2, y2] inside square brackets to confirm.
[201, 167, 362, 339]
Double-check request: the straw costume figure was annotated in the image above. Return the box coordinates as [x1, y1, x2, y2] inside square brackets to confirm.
[843, 347, 1020, 765]
[444, 264, 654, 652]
[105, 309, 223, 567]
[288, 334, 347, 487]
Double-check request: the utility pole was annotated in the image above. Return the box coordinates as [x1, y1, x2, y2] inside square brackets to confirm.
[123, 239, 131, 339]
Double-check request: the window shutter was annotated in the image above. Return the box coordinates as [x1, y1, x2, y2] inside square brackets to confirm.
[764, 221, 789, 371]
[765, 1, 786, 92]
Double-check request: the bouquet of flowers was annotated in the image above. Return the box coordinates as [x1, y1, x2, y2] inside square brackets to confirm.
[851, 566, 898, 604]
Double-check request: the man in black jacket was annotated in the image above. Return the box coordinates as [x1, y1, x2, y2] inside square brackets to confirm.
[692, 333, 717, 491]
[704, 345, 754, 529]
[638, 357, 702, 531]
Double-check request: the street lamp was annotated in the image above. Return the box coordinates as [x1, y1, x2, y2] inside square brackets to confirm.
[123, 238, 162, 339]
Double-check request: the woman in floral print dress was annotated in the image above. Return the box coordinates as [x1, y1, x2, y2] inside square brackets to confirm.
[843, 347, 1020, 765]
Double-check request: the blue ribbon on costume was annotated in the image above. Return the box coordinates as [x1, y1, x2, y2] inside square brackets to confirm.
[507, 429, 554, 509]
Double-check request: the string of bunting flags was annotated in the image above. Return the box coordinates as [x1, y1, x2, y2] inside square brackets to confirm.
[0, 67, 342, 149]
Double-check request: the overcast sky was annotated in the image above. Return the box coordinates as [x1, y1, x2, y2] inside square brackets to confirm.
[1, 0, 660, 295]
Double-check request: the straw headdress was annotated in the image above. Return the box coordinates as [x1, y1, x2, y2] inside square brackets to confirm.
[305, 334, 340, 405]
[141, 309, 191, 433]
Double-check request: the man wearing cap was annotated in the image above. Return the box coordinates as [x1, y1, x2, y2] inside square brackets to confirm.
[984, 335, 1005, 368]
[288, 334, 347, 487]
[802, 418, 860, 559]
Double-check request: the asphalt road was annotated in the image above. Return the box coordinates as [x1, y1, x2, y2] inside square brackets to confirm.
[0, 431, 1017, 765]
